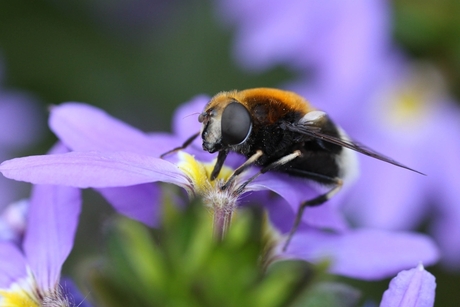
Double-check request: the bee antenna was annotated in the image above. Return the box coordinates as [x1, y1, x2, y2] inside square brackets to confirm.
[182, 112, 201, 120]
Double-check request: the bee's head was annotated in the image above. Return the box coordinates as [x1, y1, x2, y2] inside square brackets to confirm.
[199, 98, 252, 153]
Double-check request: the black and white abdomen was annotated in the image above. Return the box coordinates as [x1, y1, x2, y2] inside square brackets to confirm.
[334, 128, 359, 187]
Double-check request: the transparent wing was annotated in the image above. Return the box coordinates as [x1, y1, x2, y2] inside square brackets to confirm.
[284, 121, 425, 175]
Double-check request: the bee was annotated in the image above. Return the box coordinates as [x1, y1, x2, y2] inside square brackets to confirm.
[162, 88, 423, 250]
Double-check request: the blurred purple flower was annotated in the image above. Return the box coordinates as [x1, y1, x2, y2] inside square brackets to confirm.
[216, 0, 460, 269]
[380, 263, 436, 307]
[0, 60, 45, 209]
[289, 36, 460, 269]
[0, 146, 84, 306]
[217, 0, 390, 115]
[333, 60, 460, 270]
[0, 199, 28, 244]
[0, 98, 439, 280]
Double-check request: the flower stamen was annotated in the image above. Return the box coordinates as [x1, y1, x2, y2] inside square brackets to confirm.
[177, 152, 242, 240]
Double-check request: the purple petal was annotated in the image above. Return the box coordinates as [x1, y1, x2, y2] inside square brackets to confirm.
[430, 202, 460, 270]
[248, 172, 316, 208]
[282, 228, 439, 280]
[0, 151, 190, 189]
[297, 0, 391, 112]
[262, 195, 347, 234]
[220, 0, 390, 82]
[249, 172, 348, 231]
[219, 0, 321, 70]
[22, 185, 81, 291]
[380, 263, 436, 307]
[49, 103, 165, 156]
[422, 105, 460, 269]
[48, 141, 71, 154]
[96, 184, 162, 227]
[0, 242, 27, 288]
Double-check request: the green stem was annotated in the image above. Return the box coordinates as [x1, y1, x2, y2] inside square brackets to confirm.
[213, 205, 234, 241]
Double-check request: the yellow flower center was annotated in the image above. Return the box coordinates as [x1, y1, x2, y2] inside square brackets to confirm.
[177, 152, 233, 195]
[378, 63, 445, 129]
[175, 152, 283, 257]
[0, 281, 39, 307]
[0, 272, 70, 307]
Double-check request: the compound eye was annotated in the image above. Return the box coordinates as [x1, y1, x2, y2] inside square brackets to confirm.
[221, 102, 252, 145]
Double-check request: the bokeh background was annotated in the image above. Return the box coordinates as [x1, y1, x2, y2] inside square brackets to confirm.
[1, 0, 459, 305]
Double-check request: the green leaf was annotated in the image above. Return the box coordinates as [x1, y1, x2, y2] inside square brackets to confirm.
[88, 198, 340, 307]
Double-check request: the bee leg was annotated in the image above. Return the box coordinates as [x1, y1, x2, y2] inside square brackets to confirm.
[283, 177, 342, 252]
[221, 150, 264, 190]
[160, 132, 200, 158]
[232, 150, 303, 194]
[210, 149, 229, 180]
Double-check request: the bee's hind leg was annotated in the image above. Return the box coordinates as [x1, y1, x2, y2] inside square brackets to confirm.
[282, 175, 342, 252]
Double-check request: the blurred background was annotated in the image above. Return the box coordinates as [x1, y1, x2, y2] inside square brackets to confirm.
[0, 0, 459, 305]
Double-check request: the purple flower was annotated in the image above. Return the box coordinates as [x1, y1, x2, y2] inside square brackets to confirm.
[380, 263, 436, 307]
[0, 98, 439, 280]
[216, 0, 460, 269]
[0, 146, 84, 306]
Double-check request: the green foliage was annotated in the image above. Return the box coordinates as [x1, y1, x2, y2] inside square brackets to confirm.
[88, 200, 360, 307]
